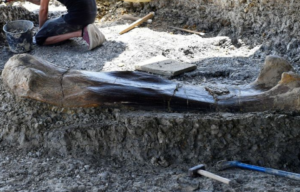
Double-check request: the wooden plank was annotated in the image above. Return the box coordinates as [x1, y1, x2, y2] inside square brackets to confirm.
[135, 56, 197, 77]
[119, 12, 154, 35]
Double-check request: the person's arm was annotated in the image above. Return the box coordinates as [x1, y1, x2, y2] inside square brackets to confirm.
[39, 0, 50, 28]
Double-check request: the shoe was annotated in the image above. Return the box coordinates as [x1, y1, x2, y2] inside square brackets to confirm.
[82, 24, 106, 50]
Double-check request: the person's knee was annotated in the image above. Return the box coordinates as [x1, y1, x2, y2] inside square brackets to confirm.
[34, 32, 47, 46]
[35, 37, 45, 46]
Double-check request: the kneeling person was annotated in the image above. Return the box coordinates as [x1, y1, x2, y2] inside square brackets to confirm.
[9, 0, 106, 50]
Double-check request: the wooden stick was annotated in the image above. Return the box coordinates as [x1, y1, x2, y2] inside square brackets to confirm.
[119, 12, 154, 35]
[168, 26, 205, 36]
[198, 170, 231, 185]
[121, 14, 152, 24]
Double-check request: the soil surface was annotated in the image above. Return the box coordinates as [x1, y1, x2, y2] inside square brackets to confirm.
[0, 2, 300, 192]
[1, 147, 300, 192]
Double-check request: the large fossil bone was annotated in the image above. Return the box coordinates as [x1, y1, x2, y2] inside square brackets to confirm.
[2, 54, 300, 112]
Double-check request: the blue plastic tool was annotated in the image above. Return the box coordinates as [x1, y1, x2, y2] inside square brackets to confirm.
[216, 160, 300, 181]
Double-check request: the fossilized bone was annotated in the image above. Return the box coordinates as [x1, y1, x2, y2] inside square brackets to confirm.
[2, 54, 300, 112]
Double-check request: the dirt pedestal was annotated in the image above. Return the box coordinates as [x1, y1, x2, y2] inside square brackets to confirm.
[0, 79, 299, 173]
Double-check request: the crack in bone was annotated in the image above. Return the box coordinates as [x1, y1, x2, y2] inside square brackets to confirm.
[60, 69, 70, 107]
[168, 83, 182, 111]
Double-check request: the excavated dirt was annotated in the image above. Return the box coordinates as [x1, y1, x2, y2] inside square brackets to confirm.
[0, 1, 300, 192]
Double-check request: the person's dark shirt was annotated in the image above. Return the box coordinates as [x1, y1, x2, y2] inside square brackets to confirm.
[58, 0, 97, 26]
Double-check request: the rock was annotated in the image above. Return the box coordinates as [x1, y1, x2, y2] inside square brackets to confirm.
[211, 124, 219, 135]
[253, 55, 294, 88]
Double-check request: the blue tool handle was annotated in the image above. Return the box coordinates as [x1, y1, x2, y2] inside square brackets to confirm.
[233, 161, 300, 181]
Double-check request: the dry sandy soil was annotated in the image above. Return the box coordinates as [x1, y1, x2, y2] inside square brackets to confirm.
[0, 2, 300, 192]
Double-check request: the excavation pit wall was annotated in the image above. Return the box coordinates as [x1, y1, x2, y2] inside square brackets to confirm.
[116, 0, 300, 62]
[2, 0, 300, 59]
[0, 77, 299, 172]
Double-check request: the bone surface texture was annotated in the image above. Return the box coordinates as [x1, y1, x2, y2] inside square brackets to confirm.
[2, 54, 300, 112]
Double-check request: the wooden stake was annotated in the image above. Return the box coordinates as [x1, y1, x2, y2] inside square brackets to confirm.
[168, 26, 205, 36]
[121, 14, 152, 24]
[119, 12, 154, 35]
